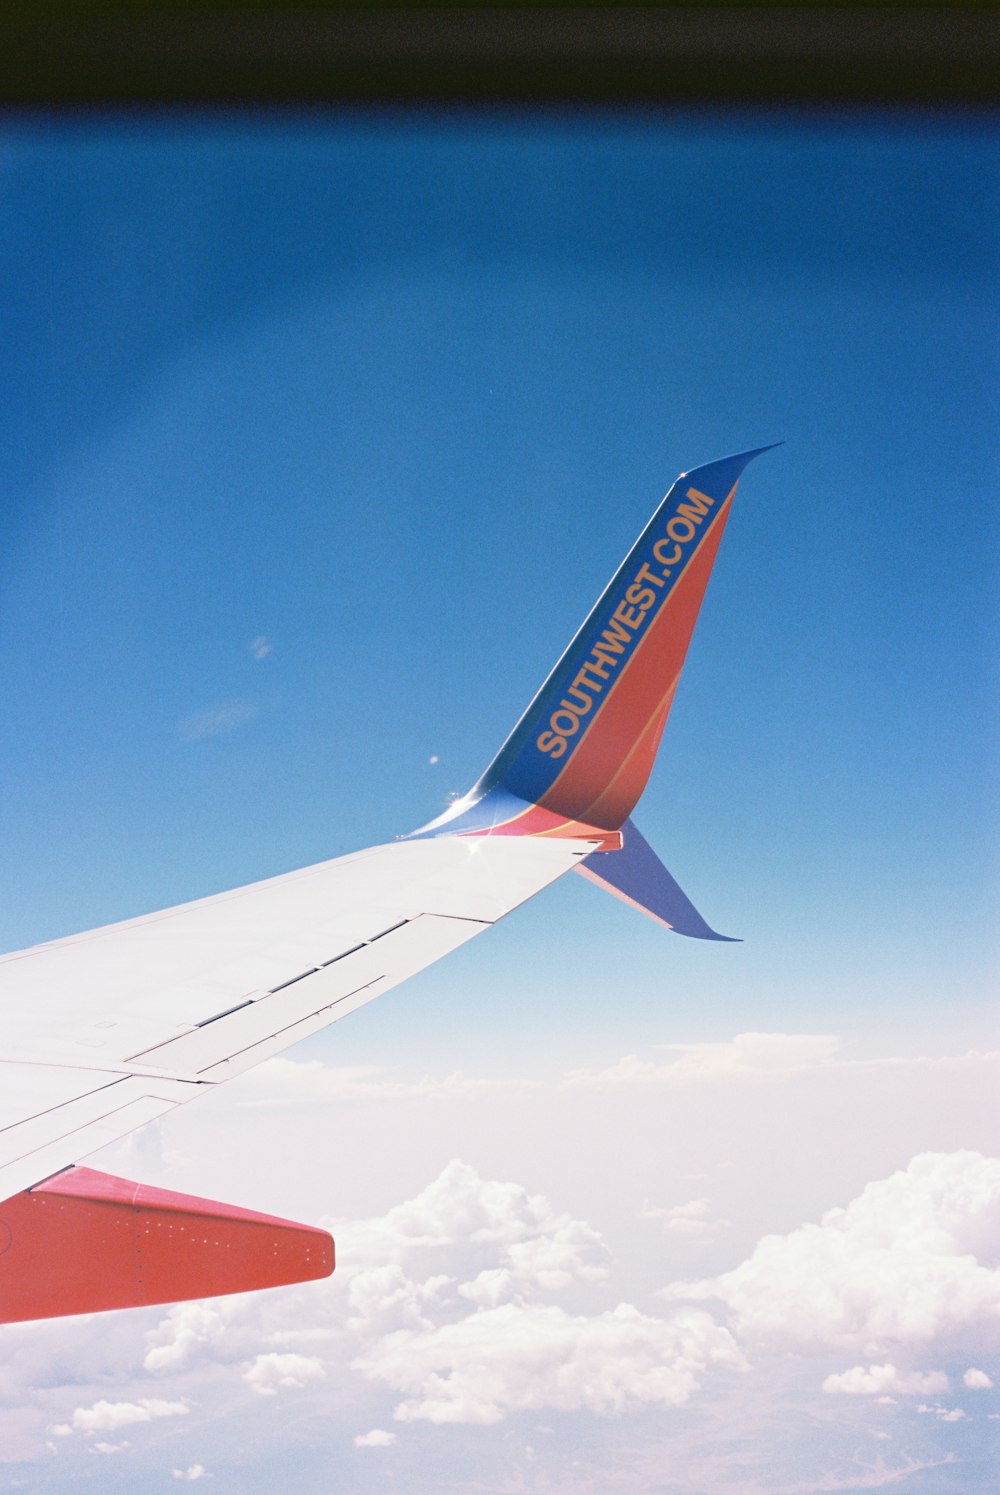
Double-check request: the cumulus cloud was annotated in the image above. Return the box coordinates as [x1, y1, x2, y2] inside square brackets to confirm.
[176, 699, 258, 743]
[641, 1198, 731, 1237]
[143, 1287, 332, 1383]
[56, 1398, 189, 1436]
[324, 1160, 615, 1355]
[917, 1402, 966, 1421]
[665, 1152, 1000, 1355]
[133, 1158, 657, 1441]
[145, 1301, 231, 1374]
[963, 1367, 994, 1388]
[134, 1151, 1000, 1445]
[337, 1159, 609, 1306]
[356, 1301, 746, 1425]
[354, 1428, 396, 1448]
[565, 1033, 842, 1087]
[140, 1159, 609, 1387]
[172, 1465, 210, 1481]
[822, 1364, 949, 1396]
[137, 1159, 743, 1430]
[243, 1353, 326, 1397]
[347, 1265, 453, 1334]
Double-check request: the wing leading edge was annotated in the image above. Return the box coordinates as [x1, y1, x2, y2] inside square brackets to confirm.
[0, 446, 774, 1322]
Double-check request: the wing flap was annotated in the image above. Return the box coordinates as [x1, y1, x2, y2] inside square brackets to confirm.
[0, 835, 595, 1198]
[0, 831, 579, 1076]
[0, 1165, 333, 1324]
[0, 1080, 195, 1202]
[0, 835, 586, 1073]
[127, 912, 486, 1078]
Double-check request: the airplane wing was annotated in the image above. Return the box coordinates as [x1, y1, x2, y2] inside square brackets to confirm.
[0, 445, 775, 1323]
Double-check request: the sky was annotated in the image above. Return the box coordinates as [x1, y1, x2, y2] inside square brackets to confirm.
[1, 108, 998, 1492]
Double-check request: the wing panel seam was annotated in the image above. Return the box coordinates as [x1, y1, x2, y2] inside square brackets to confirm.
[0, 1078, 124, 1135]
[196, 977, 386, 1073]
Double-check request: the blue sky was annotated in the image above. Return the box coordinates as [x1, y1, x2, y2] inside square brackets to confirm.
[1, 110, 997, 1492]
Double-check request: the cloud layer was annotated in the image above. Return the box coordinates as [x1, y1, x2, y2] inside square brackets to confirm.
[10, 1037, 999, 1492]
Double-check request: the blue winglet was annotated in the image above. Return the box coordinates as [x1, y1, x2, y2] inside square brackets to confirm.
[573, 818, 739, 941]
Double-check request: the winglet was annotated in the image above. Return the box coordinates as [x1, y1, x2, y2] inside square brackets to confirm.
[574, 818, 739, 940]
[418, 445, 776, 839]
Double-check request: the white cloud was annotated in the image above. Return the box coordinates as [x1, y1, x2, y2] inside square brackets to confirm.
[336, 1159, 609, 1303]
[59, 1398, 189, 1435]
[237, 1056, 529, 1105]
[917, 1402, 966, 1421]
[142, 1286, 332, 1382]
[332, 1159, 614, 1341]
[665, 1151, 1000, 1354]
[963, 1367, 994, 1388]
[565, 1033, 842, 1087]
[172, 1466, 211, 1482]
[144, 1301, 229, 1374]
[347, 1265, 453, 1333]
[128, 1157, 741, 1430]
[822, 1364, 949, 1396]
[90, 1441, 128, 1455]
[9, 1074, 997, 1495]
[641, 1198, 731, 1237]
[353, 1428, 397, 1448]
[133, 1159, 756, 1433]
[139, 1160, 610, 1389]
[243, 1352, 326, 1397]
[134, 1149, 1000, 1446]
[563, 1038, 1000, 1091]
[355, 1301, 746, 1425]
[250, 635, 271, 659]
[177, 699, 258, 742]
[228, 1043, 1000, 1115]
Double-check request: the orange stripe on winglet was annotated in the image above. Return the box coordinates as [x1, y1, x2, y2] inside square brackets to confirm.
[581, 675, 678, 828]
[460, 801, 622, 850]
[538, 490, 735, 827]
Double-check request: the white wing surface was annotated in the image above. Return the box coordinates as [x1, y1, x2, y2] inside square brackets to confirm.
[0, 833, 595, 1202]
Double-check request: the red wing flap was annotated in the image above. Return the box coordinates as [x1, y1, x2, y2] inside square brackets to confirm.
[0, 1166, 334, 1324]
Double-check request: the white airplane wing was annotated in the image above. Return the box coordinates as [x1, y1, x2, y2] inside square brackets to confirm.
[0, 835, 594, 1203]
[0, 447, 773, 1323]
